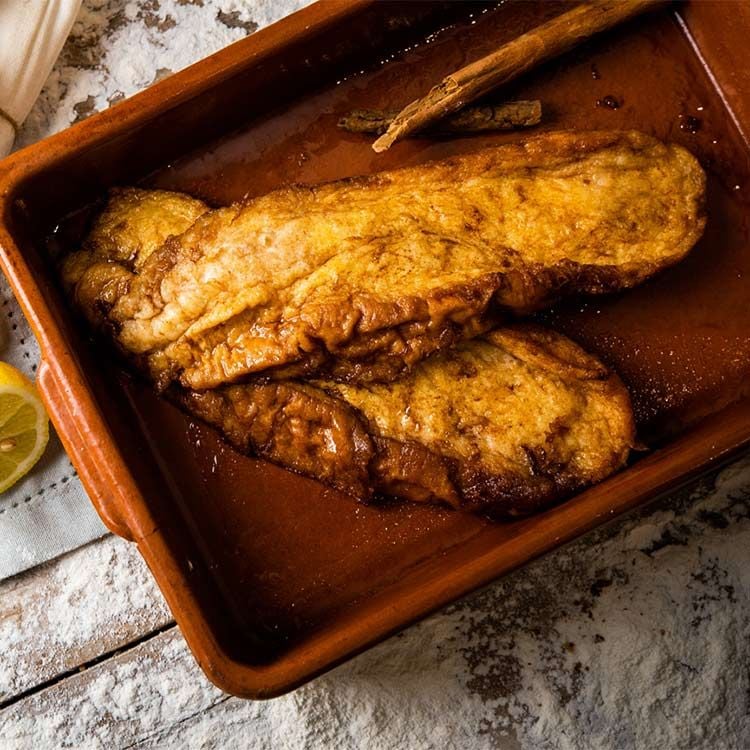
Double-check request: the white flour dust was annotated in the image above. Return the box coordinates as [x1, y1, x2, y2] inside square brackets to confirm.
[16, 0, 313, 149]
[1, 1, 749, 747]
[2, 458, 749, 749]
[0, 535, 170, 701]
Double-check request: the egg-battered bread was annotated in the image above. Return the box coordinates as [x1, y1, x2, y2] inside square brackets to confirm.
[62, 130, 705, 390]
[177, 325, 634, 515]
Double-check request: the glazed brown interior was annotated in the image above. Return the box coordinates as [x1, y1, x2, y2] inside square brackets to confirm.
[6, 1, 750, 677]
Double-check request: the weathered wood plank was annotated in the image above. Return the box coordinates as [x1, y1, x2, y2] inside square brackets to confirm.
[3, 459, 748, 750]
[0, 605, 523, 750]
[0, 534, 172, 703]
[0, 629, 225, 749]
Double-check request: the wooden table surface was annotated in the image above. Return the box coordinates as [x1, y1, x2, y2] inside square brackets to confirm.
[2, 456, 749, 748]
[2, 2, 749, 748]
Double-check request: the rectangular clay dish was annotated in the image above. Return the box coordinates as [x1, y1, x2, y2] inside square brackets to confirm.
[0, 0, 749, 698]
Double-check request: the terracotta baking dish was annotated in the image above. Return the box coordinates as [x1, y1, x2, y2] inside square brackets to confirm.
[0, 0, 749, 698]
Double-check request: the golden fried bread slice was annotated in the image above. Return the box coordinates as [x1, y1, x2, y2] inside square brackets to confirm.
[62, 188, 209, 330]
[63, 131, 705, 390]
[178, 325, 635, 515]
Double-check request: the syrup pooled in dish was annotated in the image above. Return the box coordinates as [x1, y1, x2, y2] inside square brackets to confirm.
[60, 130, 706, 514]
[178, 324, 635, 516]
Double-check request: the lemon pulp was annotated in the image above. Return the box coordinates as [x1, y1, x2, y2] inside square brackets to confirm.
[0, 362, 49, 493]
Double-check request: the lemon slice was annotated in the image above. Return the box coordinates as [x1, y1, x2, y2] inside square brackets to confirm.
[0, 362, 49, 493]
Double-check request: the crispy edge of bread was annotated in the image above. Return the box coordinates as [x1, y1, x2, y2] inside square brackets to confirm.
[64, 131, 706, 390]
[175, 324, 635, 516]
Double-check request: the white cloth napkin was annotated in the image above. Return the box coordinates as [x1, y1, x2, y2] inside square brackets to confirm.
[0, 0, 106, 580]
[0, 0, 81, 157]
[0, 275, 106, 580]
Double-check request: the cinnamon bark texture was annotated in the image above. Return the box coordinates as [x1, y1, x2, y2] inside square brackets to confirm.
[373, 0, 661, 152]
[339, 101, 542, 136]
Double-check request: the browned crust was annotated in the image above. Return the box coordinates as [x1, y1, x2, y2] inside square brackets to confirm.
[261, 253, 704, 385]
[175, 324, 635, 516]
[176, 380, 375, 498]
[66, 130, 706, 390]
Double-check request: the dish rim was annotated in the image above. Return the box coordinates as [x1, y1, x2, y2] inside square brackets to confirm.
[0, 0, 749, 698]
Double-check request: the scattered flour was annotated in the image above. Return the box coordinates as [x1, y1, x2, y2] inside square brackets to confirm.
[0, 535, 170, 701]
[2, 2, 749, 748]
[16, 0, 314, 149]
[1, 458, 749, 749]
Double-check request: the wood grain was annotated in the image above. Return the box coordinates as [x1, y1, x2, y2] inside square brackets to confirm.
[0, 535, 172, 703]
[0, 630, 207, 747]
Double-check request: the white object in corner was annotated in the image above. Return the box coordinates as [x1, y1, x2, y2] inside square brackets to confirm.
[0, 0, 81, 157]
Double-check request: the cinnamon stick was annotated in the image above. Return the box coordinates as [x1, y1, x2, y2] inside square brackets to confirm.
[373, 0, 661, 153]
[339, 100, 542, 136]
